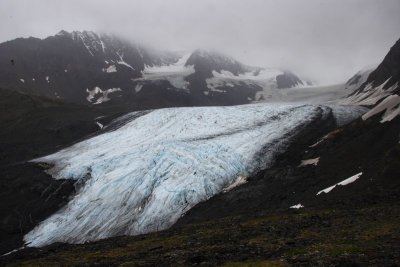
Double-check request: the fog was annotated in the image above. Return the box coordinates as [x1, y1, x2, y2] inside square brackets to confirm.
[1, 0, 399, 84]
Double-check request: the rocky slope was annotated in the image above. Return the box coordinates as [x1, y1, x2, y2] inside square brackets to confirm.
[343, 37, 400, 106]
[344, 65, 376, 91]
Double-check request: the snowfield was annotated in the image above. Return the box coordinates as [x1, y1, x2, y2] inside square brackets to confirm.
[25, 103, 366, 247]
[133, 53, 195, 90]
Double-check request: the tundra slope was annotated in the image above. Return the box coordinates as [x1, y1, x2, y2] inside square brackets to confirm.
[24, 103, 366, 247]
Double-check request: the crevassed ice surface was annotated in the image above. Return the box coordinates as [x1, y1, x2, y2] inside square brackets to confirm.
[24, 103, 365, 247]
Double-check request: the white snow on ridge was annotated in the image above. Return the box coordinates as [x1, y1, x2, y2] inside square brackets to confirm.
[317, 172, 363, 195]
[134, 53, 195, 90]
[24, 104, 366, 247]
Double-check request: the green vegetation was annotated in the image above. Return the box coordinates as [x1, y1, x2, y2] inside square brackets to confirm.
[4, 204, 399, 266]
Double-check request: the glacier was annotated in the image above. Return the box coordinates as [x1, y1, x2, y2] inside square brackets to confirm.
[24, 103, 366, 247]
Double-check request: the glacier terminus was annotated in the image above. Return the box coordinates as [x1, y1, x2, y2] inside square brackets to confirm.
[24, 103, 366, 247]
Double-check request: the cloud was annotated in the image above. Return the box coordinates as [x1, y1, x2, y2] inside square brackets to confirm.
[1, 0, 399, 84]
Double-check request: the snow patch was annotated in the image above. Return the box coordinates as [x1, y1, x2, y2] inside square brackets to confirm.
[134, 84, 143, 93]
[104, 65, 117, 73]
[362, 94, 400, 122]
[223, 176, 247, 192]
[309, 128, 344, 148]
[116, 51, 135, 70]
[95, 122, 104, 129]
[45, 76, 50, 83]
[19, 79, 24, 83]
[317, 172, 363, 195]
[341, 78, 398, 106]
[100, 40, 106, 53]
[86, 87, 122, 104]
[134, 53, 195, 90]
[117, 61, 134, 70]
[299, 157, 319, 167]
[290, 204, 304, 209]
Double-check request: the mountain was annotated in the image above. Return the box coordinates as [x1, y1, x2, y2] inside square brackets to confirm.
[0, 31, 309, 108]
[341, 38, 400, 124]
[343, 38, 400, 106]
[344, 65, 377, 91]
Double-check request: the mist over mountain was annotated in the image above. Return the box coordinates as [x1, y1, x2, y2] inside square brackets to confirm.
[2, 0, 400, 84]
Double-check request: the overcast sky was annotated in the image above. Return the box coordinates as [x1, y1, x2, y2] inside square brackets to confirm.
[1, 0, 399, 84]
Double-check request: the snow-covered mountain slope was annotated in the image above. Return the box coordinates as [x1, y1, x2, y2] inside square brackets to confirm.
[341, 79, 398, 106]
[342, 38, 400, 107]
[24, 103, 365, 247]
[184, 49, 309, 101]
[0, 31, 309, 108]
[344, 65, 377, 91]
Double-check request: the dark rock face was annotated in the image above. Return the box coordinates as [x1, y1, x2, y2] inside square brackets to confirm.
[276, 71, 304, 89]
[185, 49, 251, 79]
[355, 38, 400, 94]
[347, 74, 362, 86]
[345, 67, 375, 91]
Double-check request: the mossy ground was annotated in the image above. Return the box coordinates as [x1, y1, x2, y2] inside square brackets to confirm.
[3, 204, 399, 266]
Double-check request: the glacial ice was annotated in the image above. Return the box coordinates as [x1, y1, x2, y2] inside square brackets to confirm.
[24, 103, 366, 247]
[206, 68, 282, 92]
[134, 53, 195, 90]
